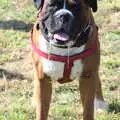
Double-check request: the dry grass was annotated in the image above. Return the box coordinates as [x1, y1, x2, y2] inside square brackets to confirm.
[0, 0, 120, 119]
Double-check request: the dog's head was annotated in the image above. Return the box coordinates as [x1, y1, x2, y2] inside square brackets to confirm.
[34, 0, 97, 47]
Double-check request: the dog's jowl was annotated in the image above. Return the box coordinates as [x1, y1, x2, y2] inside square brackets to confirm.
[31, 0, 108, 120]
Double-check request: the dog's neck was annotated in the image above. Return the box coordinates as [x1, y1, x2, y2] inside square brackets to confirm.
[38, 34, 86, 57]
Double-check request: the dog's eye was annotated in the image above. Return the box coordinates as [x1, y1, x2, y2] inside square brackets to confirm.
[69, 1, 80, 8]
[48, 0, 56, 6]
[69, 0, 80, 5]
[48, 0, 62, 6]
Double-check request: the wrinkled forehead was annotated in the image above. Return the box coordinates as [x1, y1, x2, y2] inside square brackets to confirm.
[40, 0, 76, 9]
[34, 0, 84, 10]
[34, 0, 97, 12]
[48, 0, 80, 4]
[47, 0, 82, 7]
[68, 0, 80, 4]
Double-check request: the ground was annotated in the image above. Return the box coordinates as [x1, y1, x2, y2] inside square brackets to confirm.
[0, 0, 120, 120]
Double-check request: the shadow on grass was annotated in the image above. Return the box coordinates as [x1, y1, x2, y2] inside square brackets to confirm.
[0, 68, 32, 81]
[108, 99, 120, 114]
[0, 20, 33, 32]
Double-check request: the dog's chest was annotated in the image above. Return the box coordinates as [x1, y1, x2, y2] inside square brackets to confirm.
[39, 37, 85, 81]
[41, 58, 84, 81]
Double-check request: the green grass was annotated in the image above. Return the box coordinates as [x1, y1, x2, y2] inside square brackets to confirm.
[0, 80, 35, 120]
[0, 0, 36, 63]
[109, 99, 120, 113]
[0, 0, 120, 120]
[0, 30, 28, 49]
[0, 0, 12, 8]
[103, 32, 120, 41]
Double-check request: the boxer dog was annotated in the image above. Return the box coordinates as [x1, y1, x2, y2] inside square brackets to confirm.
[31, 0, 108, 120]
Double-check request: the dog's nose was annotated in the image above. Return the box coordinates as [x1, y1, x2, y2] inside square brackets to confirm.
[54, 9, 74, 24]
[59, 13, 71, 24]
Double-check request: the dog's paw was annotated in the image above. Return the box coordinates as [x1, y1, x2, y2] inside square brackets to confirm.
[94, 98, 108, 111]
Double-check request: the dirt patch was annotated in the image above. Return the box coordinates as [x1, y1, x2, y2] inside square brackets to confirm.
[105, 12, 120, 31]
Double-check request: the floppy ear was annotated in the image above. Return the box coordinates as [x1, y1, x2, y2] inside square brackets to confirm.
[88, 0, 97, 12]
[34, 0, 44, 9]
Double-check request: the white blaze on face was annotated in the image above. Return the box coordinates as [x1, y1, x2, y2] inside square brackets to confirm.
[63, 0, 67, 9]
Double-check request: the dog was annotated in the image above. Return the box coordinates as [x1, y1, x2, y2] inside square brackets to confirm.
[31, 0, 108, 120]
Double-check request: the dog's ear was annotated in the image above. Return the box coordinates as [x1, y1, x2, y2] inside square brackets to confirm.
[34, 0, 44, 9]
[88, 0, 97, 12]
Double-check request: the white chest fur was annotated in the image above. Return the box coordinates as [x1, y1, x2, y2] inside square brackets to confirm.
[39, 36, 85, 81]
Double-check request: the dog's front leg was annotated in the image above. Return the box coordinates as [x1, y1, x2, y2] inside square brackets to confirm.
[79, 73, 96, 120]
[95, 73, 104, 100]
[32, 51, 52, 120]
[33, 74, 52, 120]
[94, 73, 108, 110]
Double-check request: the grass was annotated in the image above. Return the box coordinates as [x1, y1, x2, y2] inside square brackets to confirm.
[0, 30, 28, 48]
[0, 0, 120, 120]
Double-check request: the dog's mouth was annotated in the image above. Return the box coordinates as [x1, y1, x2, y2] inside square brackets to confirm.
[50, 32, 74, 47]
[40, 22, 75, 48]
[54, 32, 69, 42]
[46, 30, 75, 48]
[52, 32, 69, 45]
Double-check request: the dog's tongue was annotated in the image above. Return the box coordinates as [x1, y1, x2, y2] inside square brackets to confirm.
[54, 33, 69, 41]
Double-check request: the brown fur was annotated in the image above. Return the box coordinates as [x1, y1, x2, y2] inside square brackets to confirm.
[31, 1, 104, 120]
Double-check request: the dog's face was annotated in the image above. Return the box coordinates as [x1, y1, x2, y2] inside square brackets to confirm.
[34, 0, 97, 47]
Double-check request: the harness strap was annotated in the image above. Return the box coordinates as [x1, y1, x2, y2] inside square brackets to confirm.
[32, 41, 99, 81]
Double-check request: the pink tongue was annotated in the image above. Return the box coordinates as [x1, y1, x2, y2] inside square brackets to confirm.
[54, 33, 69, 41]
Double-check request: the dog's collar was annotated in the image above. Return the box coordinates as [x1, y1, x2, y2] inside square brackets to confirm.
[31, 38, 99, 83]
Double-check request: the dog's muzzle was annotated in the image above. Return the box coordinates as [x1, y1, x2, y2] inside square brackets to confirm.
[54, 9, 74, 29]
[37, 0, 76, 47]
[48, 9, 74, 47]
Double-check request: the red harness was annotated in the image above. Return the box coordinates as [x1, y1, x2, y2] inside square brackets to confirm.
[32, 41, 98, 81]
[32, 0, 99, 82]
